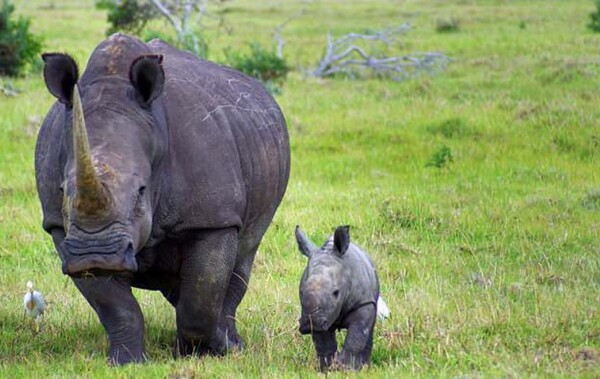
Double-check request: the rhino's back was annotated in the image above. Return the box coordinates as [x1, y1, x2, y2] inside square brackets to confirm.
[148, 39, 290, 236]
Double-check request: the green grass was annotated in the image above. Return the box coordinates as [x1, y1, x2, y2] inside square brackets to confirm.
[1, 0, 599, 377]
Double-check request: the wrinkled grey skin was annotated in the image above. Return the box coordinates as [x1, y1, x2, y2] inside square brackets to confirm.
[296, 225, 379, 371]
[35, 34, 290, 365]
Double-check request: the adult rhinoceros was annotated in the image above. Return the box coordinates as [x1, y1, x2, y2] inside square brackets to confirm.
[35, 33, 290, 365]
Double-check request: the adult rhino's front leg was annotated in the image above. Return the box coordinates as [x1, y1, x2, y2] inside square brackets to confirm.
[72, 275, 145, 365]
[175, 227, 237, 357]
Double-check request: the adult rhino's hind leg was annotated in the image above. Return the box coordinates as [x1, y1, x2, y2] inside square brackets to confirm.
[174, 227, 237, 357]
[219, 243, 260, 349]
[72, 275, 145, 365]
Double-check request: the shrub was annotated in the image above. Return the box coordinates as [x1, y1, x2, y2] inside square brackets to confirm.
[426, 117, 472, 138]
[224, 42, 289, 94]
[0, 0, 42, 77]
[96, 0, 157, 36]
[426, 145, 453, 169]
[589, 0, 600, 32]
[436, 17, 460, 33]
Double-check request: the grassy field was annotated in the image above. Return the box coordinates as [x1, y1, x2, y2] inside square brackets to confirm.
[1, 0, 599, 377]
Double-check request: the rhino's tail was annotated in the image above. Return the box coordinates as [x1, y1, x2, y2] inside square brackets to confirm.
[377, 296, 390, 321]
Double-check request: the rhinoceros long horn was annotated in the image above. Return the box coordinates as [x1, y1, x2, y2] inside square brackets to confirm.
[72, 86, 112, 216]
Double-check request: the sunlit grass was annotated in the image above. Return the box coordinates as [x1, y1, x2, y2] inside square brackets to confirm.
[1, 0, 599, 377]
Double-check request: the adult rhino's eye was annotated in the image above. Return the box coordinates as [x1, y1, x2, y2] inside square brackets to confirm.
[333, 290, 339, 297]
[138, 186, 146, 197]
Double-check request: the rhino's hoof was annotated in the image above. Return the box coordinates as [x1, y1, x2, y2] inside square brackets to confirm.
[225, 332, 244, 351]
[173, 336, 232, 358]
[335, 351, 366, 371]
[172, 338, 202, 358]
[108, 351, 146, 366]
[318, 354, 335, 371]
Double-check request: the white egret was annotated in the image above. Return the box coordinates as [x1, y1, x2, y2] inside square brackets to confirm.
[23, 281, 45, 331]
[377, 296, 390, 321]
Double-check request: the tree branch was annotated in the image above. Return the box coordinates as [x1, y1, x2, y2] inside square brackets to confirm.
[149, 0, 183, 34]
[273, 10, 304, 59]
[312, 24, 449, 81]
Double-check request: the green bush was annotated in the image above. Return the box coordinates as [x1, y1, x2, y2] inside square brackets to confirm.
[0, 0, 42, 77]
[589, 0, 600, 32]
[436, 17, 461, 33]
[426, 145, 453, 169]
[96, 0, 156, 36]
[224, 42, 289, 94]
[426, 117, 473, 139]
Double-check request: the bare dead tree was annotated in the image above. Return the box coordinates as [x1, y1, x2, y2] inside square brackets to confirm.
[312, 23, 449, 81]
[148, 0, 226, 57]
[273, 10, 304, 59]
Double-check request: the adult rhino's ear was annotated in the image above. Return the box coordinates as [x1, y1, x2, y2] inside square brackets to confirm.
[333, 225, 350, 257]
[295, 225, 319, 258]
[129, 54, 164, 107]
[42, 53, 79, 106]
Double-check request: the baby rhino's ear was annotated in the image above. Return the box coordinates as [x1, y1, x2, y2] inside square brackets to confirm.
[295, 225, 319, 258]
[333, 225, 350, 257]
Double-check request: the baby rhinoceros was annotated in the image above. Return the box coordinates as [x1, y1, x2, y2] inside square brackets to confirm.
[296, 225, 381, 371]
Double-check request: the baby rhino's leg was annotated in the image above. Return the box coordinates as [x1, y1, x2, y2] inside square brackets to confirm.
[337, 304, 376, 370]
[312, 330, 337, 371]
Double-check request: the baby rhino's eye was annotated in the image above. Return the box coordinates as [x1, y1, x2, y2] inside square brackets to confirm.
[333, 289, 339, 297]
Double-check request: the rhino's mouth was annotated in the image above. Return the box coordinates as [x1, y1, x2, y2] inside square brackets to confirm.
[298, 312, 331, 334]
[60, 238, 138, 276]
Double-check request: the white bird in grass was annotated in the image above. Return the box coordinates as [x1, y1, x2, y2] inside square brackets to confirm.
[377, 296, 390, 321]
[23, 281, 45, 331]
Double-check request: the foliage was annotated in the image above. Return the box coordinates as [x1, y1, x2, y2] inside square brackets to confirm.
[146, 0, 227, 59]
[95, 0, 157, 36]
[178, 30, 208, 59]
[224, 42, 289, 93]
[588, 0, 600, 32]
[95, 0, 215, 58]
[0, 0, 42, 76]
[425, 145, 453, 169]
[426, 117, 473, 139]
[435, 16, 461, 33]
